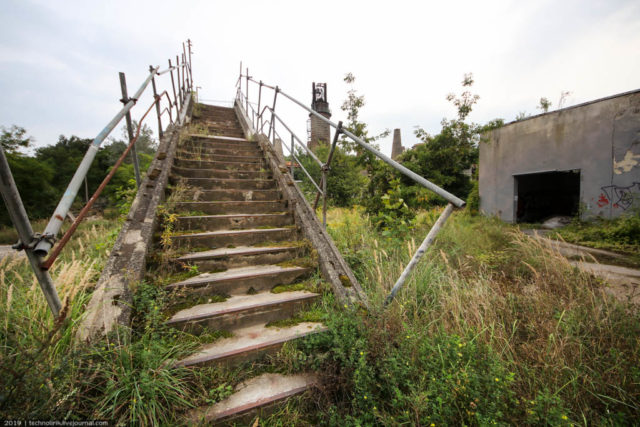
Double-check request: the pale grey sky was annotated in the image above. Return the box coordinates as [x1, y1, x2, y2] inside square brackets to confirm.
[1, 0, 639, 156]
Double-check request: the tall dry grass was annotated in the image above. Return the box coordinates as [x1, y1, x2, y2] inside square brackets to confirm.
[0, 218, 120, 417]
[326, 207, 640, 423]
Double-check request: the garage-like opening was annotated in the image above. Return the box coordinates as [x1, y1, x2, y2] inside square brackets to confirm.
[515, 170, 580, 223]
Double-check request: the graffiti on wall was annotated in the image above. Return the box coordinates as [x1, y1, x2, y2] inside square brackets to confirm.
[597, 182, 640, 210]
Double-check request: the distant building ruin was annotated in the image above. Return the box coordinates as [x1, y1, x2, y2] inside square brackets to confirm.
[480, 89, 640, 223]
[308, 82, 331, 151]
[391, 129, 405, 159]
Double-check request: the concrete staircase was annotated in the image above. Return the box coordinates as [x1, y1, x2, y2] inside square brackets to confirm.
[164, 104, 323, 424]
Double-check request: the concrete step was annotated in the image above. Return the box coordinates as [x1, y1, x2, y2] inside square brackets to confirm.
[186, 373, 318, 425]
[175, 151, 264, 164]
[165, 264, 312, 296]
[182, 189, 281, 202]
[166, 290, 319, 332]
[186, 134, 255, 146]
[172, 166, 272, 180]
[205, 128, 245, 138]
[176, 245, 301, 271]
[197, 115, 239, 124]
[177, 150, 265, 165]
[175, 213, 293, 232]
[175, 201, 287, 215]
[176, 145, 262, 157]
[176, 322, 326, 367]
[171, 227, 297, 248]
[174, 157, 266, 171]
[175, 177, 277, 190]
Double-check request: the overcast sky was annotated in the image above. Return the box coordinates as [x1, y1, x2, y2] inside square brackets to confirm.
[1, 0, 639, 157]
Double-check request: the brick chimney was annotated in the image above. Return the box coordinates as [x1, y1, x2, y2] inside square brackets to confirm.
[391, 128, 405, 159]
[308, 82, 331, 151]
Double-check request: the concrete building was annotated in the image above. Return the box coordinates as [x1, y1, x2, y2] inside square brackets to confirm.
[480, 89, 640, 223]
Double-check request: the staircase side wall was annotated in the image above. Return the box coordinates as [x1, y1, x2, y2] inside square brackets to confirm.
[234, 99, 369, 307]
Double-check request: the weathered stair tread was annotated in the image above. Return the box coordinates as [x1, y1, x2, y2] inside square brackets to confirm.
[182, 189, 281, 202]
[165, 264, 310, 290]
[166, 291, 318, 325]
[187, 134, 249, 142]
[170, 227, 297, 248]
[177, 245, 299, 262]
[186, 372, 318, 424]
[176, 322, 326, 367]
[175, 213, 293, 232]
[173, 227, 294, 239]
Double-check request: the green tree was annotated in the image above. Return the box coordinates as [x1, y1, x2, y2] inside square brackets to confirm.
[367, 73, 503, 215]
[0, 126, 58, 226]
[1, 125, 32, 154]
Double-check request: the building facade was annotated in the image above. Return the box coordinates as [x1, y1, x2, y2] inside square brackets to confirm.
[479, 89, 640, 223]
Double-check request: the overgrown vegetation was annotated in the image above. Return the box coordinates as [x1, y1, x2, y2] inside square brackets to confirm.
[553, 213, 640, 260]
[265, 208, 639, 425]
[2, 76, 638, 425]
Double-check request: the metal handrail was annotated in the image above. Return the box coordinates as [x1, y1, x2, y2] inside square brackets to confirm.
[41, 91, 173, 270]
[34, 41, 194, 258]
[236, 70, 466, 305]
[1, 40, 194, 317]
[238, 87, 326, 210]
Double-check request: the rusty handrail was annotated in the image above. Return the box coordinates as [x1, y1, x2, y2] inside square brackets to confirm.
[41, 92, 170, 270]
[34, 41, 194, 258]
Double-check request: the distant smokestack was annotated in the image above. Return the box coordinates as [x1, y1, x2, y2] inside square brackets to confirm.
[308, 82, 331, 151]
[391, 128, 405, 159]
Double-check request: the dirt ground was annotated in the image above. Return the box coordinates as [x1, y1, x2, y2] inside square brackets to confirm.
[524, 230, 640, 305]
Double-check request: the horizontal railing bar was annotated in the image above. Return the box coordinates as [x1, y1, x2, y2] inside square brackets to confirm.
[271, 111, 323, 167]
[41, 92, 169, 270]
[244, 75, 276, 90]
[34, 66, 161, 257]
[242, 79, 465, 208]
[275, 129, 323, 194]
[157, 62, 187, 76]
[277, 88, 465, 207]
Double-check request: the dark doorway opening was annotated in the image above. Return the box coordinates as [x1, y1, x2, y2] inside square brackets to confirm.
[515, 170, 580, 223]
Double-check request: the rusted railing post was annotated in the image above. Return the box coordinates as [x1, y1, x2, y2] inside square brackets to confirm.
[245, 67, 249, 114]
[182, 43, 190, 92]
[314, 121, 342, 210]
[268, 88, 278, 140]
[149, 66, 163, 139]
[176, 55, 183, 108]
[257, 81, 263, 130]
[187, 39, 193, 86]
[290, 135, 295, 176]
[0, 146, 61, 317]
[119, 72, 141, 187]
[168, 59, 179, 117]
[322, 168, 328, 227]
[181, 53, 187, 94]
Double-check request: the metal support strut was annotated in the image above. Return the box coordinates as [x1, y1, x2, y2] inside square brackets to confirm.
[0, 146, 62, 317]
